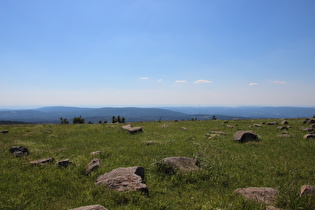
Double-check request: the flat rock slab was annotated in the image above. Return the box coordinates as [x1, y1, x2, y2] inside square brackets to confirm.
[86, 158, 101, 175]
[300, 185, 315, 197]
[30, 157, 54, 165]
[71, 204, 107, 210]
[157, 157, 199, 173]
[121, 124, 143, 134]
[234, 187, 279, 205]
[95, 166, 148, 193]
[233, 131, 258, 143]
[9, 146, 29, 157]
[304, 134, 315, 139]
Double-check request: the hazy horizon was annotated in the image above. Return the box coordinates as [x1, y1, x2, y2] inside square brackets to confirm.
[1, 1, 315, 107]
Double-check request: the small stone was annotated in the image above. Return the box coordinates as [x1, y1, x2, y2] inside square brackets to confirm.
[58, 159, 73, 167]
[300, 185, 315, 197]
[90, 151, 101, 156]
[156, 157, 199, 174]
[71, 204, 108, 210]
[303, 134, 315, 139]
[30, 158, 54, 165]
[9, 146, 29, 157]
[234, 187, 279, 205]
[86, 159, 101, 175]
[121, 124, 143, 134]
[0, 131, 9, 134]
[281, 120, 288, 125]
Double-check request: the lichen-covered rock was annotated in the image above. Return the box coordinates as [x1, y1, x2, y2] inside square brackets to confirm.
[9, 146, 29, 157]
[300, 185, 315, 197]
[30, 158, 54, 165]
[86, 159, 101, 175]
[95, 166, 148, 193]
[71, 204, 107, 210]
[233, 131, 258, 143]
[156, 157, 199, 174]
[234, 187, 279, 205]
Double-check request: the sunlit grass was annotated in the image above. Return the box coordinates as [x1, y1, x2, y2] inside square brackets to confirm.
[0, 119, 314, 209]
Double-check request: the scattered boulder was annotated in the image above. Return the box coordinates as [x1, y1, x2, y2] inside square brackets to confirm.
[311, 124, 315, 129]
[58, 159, 73, 167]
[0, 131, 9, 134]
[234, 187, 279, 205]
[281, 120, 288, 125]
[90, 151, 101, 156]
[86, 158, 101, 175]
[300, 185, 315, 197]
[303, 118, 315, 124]
[226, 125, 234, 128]
[253, 124, 263, 127]
[303, 134, 315, 139]
[233, 131, 258, 143]
[268, 122, 278, 125]
[300, 126, 314, 132]
[181, 127, 188, 130]
[95, 166, 148, 193]
[30, 157, 54, 165]
[121, 124, 143, 134]
[9, 146, 29, 157]
[277, 126, 288, 130]
[71, 204, 108, 210]
[155, 157, 199, 174]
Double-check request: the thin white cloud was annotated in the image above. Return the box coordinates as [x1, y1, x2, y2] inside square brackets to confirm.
[175, 80, 187, 83]
[273, 80, 287, 84]
[157, 79, 163, 82]
[139, 77, 149, 80]
[249, 83, 258, 86]
[193, 80, 213, 84]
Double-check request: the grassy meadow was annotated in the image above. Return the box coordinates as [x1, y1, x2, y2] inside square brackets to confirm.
[0, 119, 315, 209]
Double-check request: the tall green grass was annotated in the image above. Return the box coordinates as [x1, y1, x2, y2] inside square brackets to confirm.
[0, 119, 314, 209]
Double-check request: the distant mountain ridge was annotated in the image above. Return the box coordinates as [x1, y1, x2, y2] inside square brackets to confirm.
[0, 106, 314, 124]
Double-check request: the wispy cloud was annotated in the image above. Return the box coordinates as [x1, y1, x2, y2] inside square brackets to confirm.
[175, 80, 187, 83]
[249, 83, 258, 86]
[139, 77, 149, 80]
[157, 79, 163, 82]
[193, 80, 213, 84]
[273, 80, 287, 84]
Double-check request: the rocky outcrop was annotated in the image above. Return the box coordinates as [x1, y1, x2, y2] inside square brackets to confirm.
[71, 204, 107, 210]
[95, 166, 148, 193]
[155, 157, 199, 174]
[234, 187, 279, 205]
[233, 131, 258, 143]
[9, 146, 29, 157]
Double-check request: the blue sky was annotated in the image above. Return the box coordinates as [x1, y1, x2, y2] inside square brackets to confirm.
[1, 0, 315, 108]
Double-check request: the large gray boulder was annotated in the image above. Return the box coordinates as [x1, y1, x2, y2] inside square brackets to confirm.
[233, 131, 258, 143]
[95, 166, 148, 193]
[234, 187, 279, 205]
[156, 157, 199, 174]
[71, 204, 107, 210]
